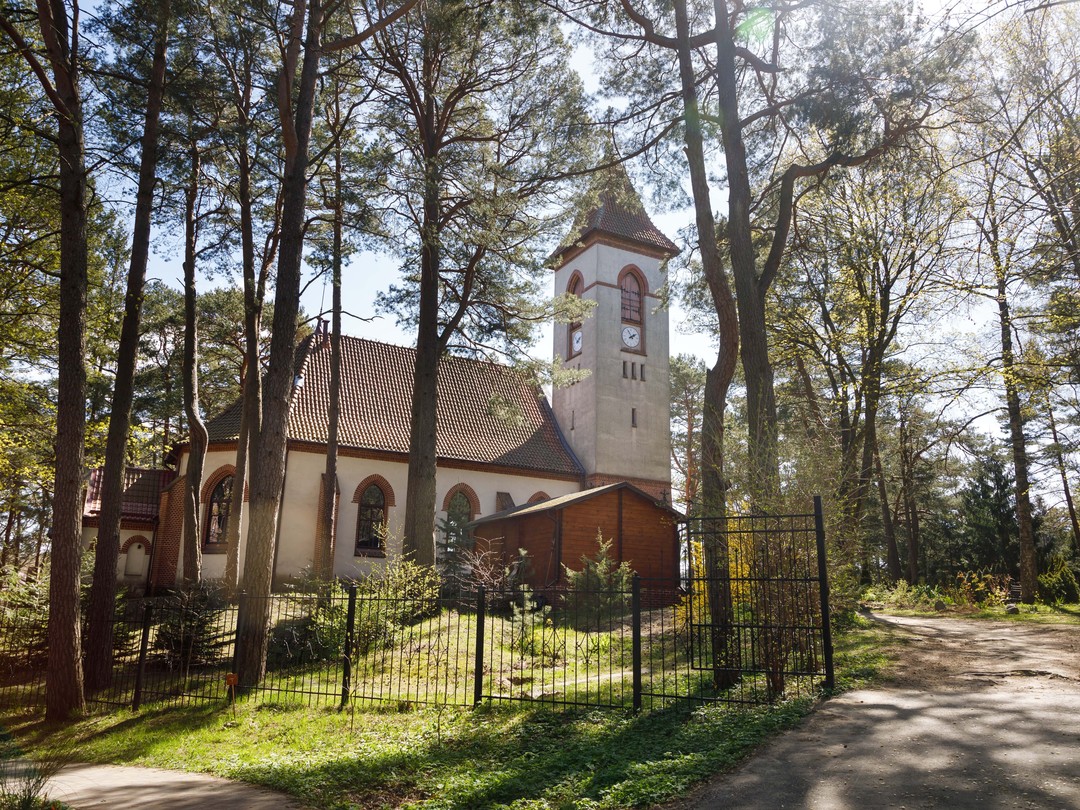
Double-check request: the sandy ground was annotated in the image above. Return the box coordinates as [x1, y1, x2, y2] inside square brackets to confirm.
[661, 612, 1080, 809]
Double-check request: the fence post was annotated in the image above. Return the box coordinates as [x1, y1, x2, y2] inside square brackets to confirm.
[231, 592, 245, 677]
[631, 575, 642, 713]
[473, 586, 486, 707]
[132, 602, 153, 712]
[814, 495, 835, 691]
[340, 584, 357, 710]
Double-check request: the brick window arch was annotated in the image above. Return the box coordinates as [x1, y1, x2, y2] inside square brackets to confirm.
[353, 475, 395, 554]
[528, 491, 550, 504]
[351, 474, 396, 507]
[441, 484, 479, 563]
[120, 535, 151, 554]
[202, 472, 234, 549]
[441, 483, 480, 517]
[200, 465, 236, 503]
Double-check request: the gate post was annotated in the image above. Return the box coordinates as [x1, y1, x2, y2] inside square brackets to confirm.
[631, 575, 642, 713]
[814, 496, 835, 690]
[340, 584, 357, 710]
[473, 586, 486, 707]
[132, 602, 153, 711]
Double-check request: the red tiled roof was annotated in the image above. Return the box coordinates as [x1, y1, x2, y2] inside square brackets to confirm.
[551, 166, 679, 263]
[84, 467, 176, 521]
[206, 337, 583, 479]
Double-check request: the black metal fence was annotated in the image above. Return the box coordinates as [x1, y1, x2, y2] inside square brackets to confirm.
[0, 501, 833, 715]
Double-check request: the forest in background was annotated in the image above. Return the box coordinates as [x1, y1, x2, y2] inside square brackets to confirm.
[0, 0, 1076, 717]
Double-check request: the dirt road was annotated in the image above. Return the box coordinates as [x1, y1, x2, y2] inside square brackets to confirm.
[664, 612, 1080, 809]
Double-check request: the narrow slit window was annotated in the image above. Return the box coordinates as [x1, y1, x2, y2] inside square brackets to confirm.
[632, 407, 637, 428]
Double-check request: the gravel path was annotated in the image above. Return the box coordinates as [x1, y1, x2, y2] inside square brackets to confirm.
[663, 612, 1080, 810]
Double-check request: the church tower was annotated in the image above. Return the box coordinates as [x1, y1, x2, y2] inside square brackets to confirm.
[551, 171, 679, 501]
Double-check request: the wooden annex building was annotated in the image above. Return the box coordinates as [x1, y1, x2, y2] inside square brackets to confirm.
[470, 482, 682, 589]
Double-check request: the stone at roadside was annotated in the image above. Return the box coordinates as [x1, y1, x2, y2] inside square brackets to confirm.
[1006, 604, 1020, 614]
[934, 599, 947, 612]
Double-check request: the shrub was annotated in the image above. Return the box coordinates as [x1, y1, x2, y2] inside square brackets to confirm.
[510, 585, 560, 663]
[950, 571, 1008, 606]
[0, 568, 49, 678]
[267, 590, 349, 670]
[561, 535, 633, 630]
[349, 557, 443, 656]
[152, 584, 229, 669]
[1037, 558, 1080, 604]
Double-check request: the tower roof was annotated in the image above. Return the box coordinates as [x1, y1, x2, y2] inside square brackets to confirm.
[551, 165, 679, 265]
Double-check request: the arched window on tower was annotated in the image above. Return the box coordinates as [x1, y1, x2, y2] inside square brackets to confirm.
[620, 270, 642, 323]
[204, 475, 233, 548]
[567, 272, 583, 358]
[619, 267, 646, 353]
[356, 484, 387, 554]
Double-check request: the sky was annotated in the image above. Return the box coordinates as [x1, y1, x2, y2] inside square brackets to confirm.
[142, 0, 1018, 377]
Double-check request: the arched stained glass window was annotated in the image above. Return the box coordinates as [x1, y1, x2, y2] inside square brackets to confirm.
[204, 475, 233, 547]
[356, 484, 386, 553]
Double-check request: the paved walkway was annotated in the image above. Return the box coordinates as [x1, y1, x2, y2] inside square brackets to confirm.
[45, 763, 311, 809]
[663, 613, 1080, 809]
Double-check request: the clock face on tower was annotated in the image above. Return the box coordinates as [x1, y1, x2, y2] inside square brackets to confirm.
[622, 325, 641, 349]
[571, 329, 583, 354]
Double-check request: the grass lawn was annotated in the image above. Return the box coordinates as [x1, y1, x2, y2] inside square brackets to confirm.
[0, 617, 891, 809]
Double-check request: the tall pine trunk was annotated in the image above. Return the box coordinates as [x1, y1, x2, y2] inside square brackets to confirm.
[316, 132, 345, 577]
[181, 144, 207, 586]
[236, 0, 322, 687]
[996, 274, 1037, 603]
[47, 4, 89, 721]
[674, 0, 740, 689]
[401, 65, 441, 568]
[223, 122, 266, 594]
[710, 0, 778, 504]
[84, 0, 171, 691]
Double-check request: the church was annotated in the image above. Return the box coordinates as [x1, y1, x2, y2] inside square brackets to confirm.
[82, 178, 685, 590]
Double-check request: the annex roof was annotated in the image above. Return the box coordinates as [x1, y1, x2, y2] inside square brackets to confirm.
[84, 467, 177, 522]
[206, 336, 584, 479]
[550, 166, 679, 264]
[468, 481, 684, 527]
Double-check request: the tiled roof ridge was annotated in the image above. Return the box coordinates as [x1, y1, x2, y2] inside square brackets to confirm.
[280, 334, 584, 478]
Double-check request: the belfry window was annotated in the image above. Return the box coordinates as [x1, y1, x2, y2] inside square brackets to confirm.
[620, 272, 642, 323]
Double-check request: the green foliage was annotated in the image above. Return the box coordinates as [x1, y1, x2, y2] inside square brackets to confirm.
[0, 569, 49, 677]
[350, 557, 443, 656]
[153, 585, 229, 669]
[436, 492, 473, 595]
[509, 585, 558, 662]
[862, 571, 1011, 609]
[1037, 558, 1080, 605]
[562, 536, 634, 630]
[267, 592, 348, 671]
[952, 571, 1008, 607]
